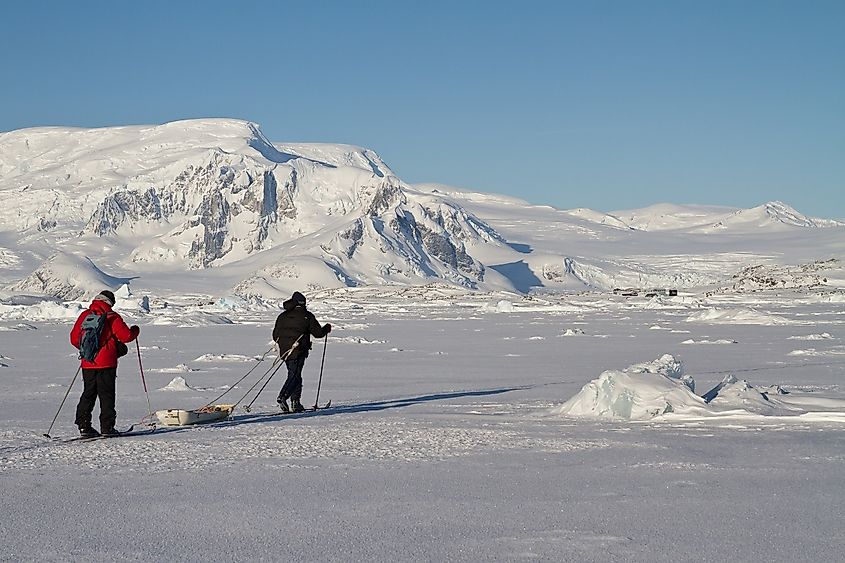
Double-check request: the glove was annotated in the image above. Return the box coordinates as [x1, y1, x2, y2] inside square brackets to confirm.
[130, 325, 140, 337]
[323, 323, 332, 334]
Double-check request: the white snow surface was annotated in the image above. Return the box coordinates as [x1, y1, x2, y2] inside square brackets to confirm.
[1, 119, 845, 561]
[1, 289, 845, 561]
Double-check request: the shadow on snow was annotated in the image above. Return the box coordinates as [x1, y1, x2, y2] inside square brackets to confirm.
[216, 385, 533, 429]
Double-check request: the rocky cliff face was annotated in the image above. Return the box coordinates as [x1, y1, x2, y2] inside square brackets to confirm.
[1, 120, 507, 292]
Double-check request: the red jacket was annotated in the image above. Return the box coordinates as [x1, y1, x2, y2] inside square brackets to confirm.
[70, 299, 139, 369]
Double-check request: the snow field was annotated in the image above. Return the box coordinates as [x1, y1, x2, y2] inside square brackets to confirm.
[1, 290, 844, 561]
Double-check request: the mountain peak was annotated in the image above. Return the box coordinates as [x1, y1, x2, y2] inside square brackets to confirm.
[2, 119, 843, 300]
[0, 119, 506, 296]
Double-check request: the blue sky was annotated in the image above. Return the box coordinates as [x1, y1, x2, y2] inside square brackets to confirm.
[2, 1, 843, 218]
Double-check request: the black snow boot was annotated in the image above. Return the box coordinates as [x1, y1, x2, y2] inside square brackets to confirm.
[277, 397, 290, 413]
[291, 399, 305, 413]
[101, 427, 120, 437]
[79, 426, 100, 438]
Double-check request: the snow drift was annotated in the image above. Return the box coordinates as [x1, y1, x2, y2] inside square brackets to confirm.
[560, 355, 841, 421]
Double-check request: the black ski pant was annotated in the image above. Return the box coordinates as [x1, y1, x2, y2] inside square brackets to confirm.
[278, 355, 306, 403]
[75, 367, 117, 431]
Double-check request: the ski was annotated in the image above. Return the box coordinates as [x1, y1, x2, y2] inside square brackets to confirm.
[55, 425, 155, 443]
[299, 400, 332, 413]
[275, 400, 332, 415]
[242, 400, 333, 418]
[244, 400, 331, 414]
[72, 429, 156, 443]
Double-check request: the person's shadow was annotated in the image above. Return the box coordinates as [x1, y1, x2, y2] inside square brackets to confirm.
[217, 385, 532, 428]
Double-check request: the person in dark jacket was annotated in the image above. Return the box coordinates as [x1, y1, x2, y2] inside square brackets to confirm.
[69, 290, 140, 437]
[272, 291, 331, 413]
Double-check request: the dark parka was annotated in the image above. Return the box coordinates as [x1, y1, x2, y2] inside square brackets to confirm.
[272, 297, 328, 359]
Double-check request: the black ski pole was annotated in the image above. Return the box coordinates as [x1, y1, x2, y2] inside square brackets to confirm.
[136, 339, 155, 425]
[44, 366, 81, 438]
[241, 335, 303, 412]
[313, 335, 328, 409]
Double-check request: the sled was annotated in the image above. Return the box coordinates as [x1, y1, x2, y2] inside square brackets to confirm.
[155, 404, 235, 426]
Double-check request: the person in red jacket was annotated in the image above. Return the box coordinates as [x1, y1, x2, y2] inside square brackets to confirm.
[69, 290, 140, 437]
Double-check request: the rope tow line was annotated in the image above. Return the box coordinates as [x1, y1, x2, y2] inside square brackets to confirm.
[199, 343, 277, 409]
[240, 335, 304, 412]
[231, 357, 283, 411]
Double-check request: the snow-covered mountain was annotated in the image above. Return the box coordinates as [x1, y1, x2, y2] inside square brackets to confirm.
[1, 118, 843, 301]
[614, 201, 843, 232]
[0, 119, 508, 298]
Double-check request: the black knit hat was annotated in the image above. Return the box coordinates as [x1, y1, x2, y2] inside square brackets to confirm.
[291, 291, 306, 305]
[97, 290, 116, 306]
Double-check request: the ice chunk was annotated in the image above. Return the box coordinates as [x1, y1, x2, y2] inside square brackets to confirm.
[496, 300, 514, 313]
[215, 295, 249, 310]
[758, 384, 789, 395]
[686, 307, 791, 325]
[560, 328, 585, 336]
[707, 379, 801, 415]
[787, 332, 834, 340]
[701, 374, 737, 403]
[626, 354, 694, 392]
[115, 283, 132, 298]
[0, 300, 83, 321]
[558, 368, 707, 420]
[152, 311, 234, 327]
[159, 376, 196, 391]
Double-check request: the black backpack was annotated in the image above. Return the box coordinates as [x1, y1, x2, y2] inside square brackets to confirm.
[78, 311, 107, 362]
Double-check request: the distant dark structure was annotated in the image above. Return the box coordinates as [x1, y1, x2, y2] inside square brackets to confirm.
[613, 288, 678, 297]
